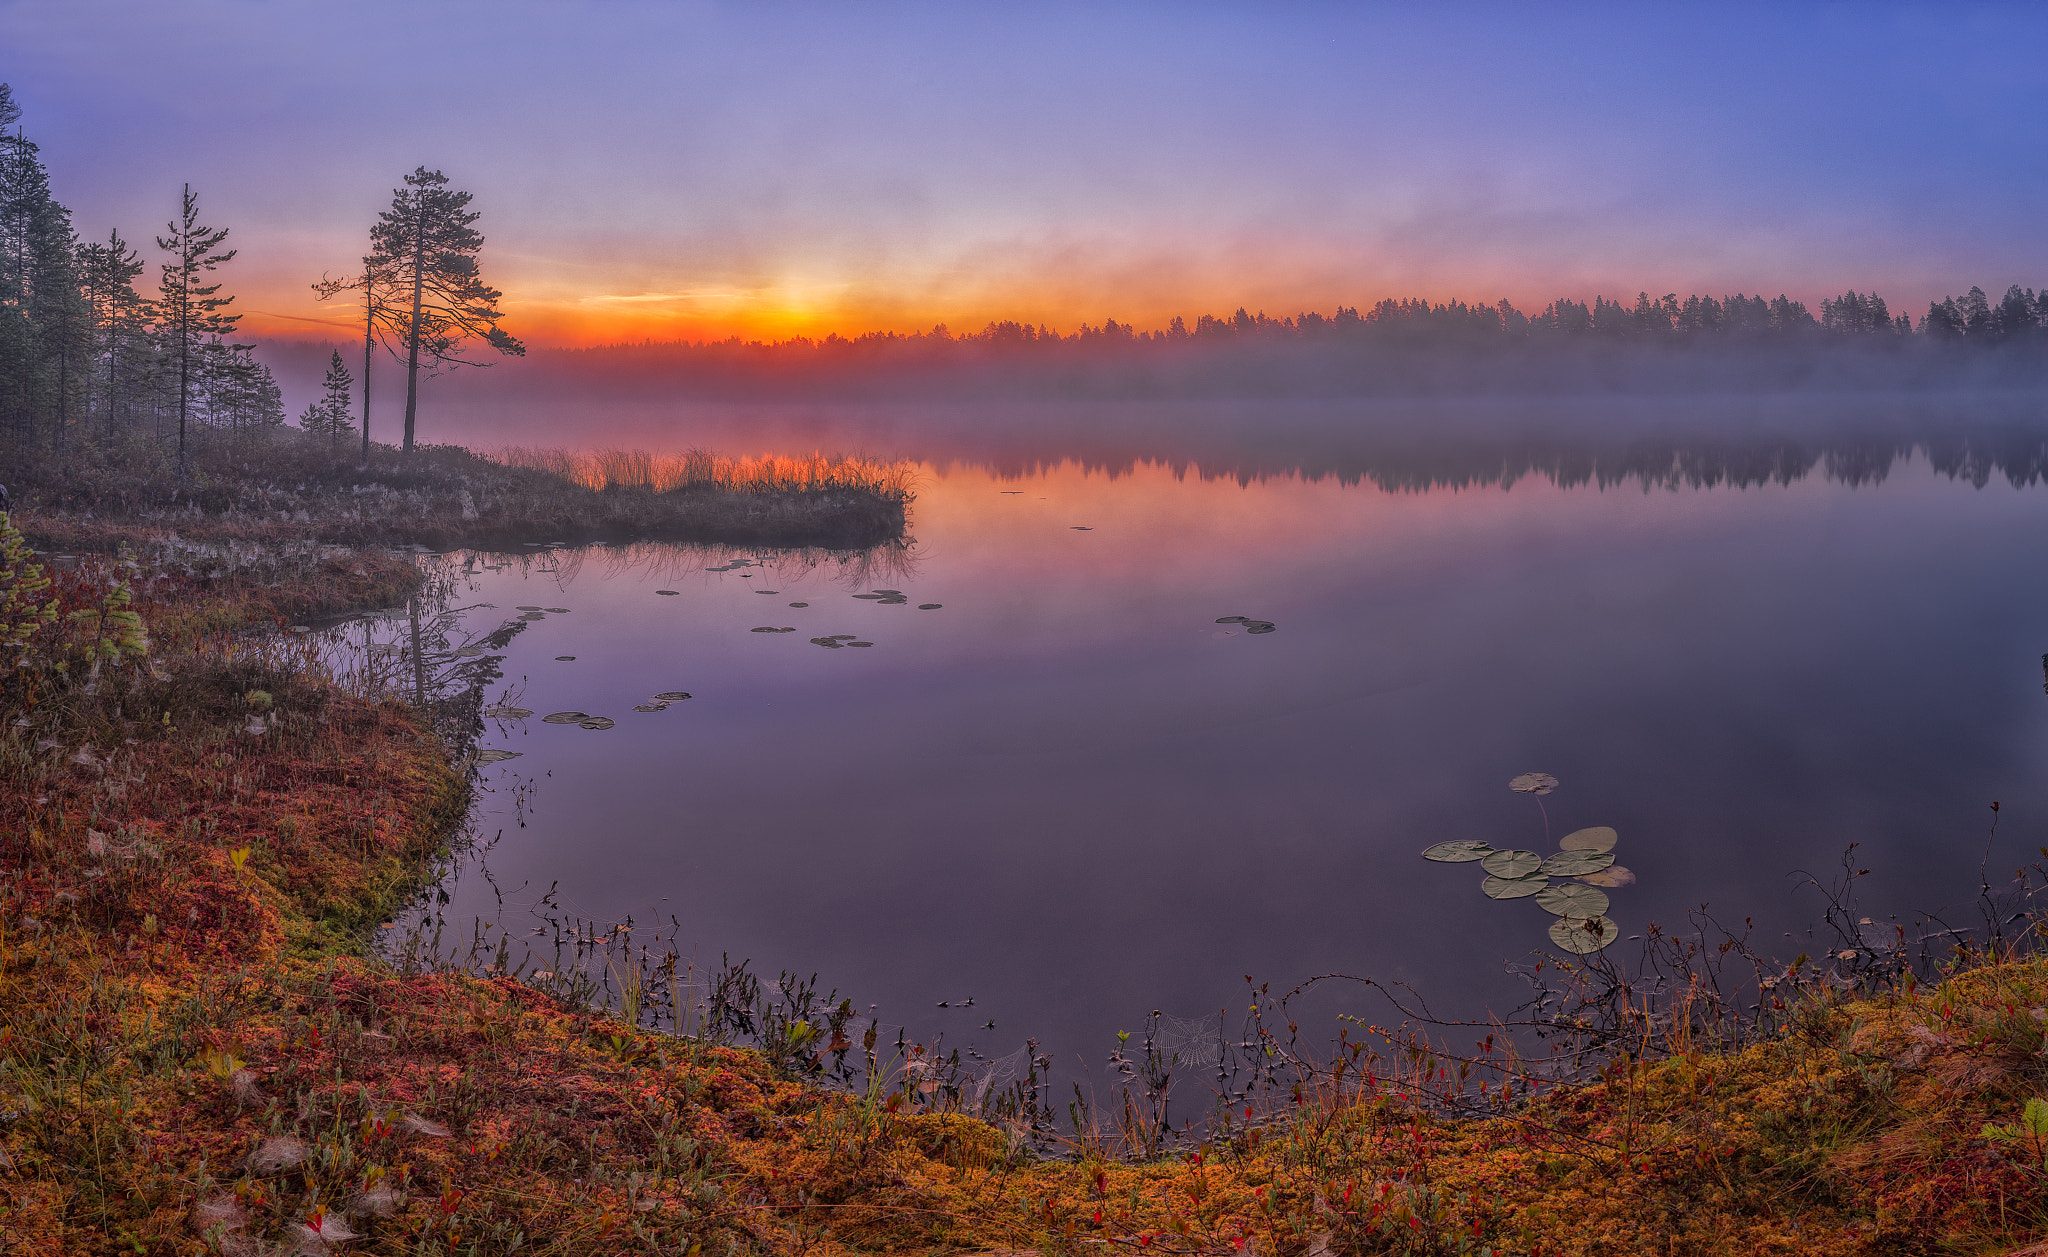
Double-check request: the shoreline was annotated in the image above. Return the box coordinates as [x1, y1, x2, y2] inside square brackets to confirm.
[2, 481, 2046, 1254]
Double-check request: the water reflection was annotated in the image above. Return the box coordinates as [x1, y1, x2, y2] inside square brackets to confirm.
[389, 417, 2048, 1089]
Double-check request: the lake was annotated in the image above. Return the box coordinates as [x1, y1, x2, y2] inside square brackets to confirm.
[390, 401, 2048, 1082]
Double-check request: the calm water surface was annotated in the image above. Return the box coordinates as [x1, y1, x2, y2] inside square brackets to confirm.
[414, 445, 2048, 1071]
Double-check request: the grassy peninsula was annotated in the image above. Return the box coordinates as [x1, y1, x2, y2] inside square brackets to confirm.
[3, 444, 2048, 1256]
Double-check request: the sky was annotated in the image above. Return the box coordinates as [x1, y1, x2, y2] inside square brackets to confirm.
[4, 1, 2046, 347]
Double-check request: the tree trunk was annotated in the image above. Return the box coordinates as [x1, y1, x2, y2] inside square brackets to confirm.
[402, 202, 425, 455]
[360, 269, 373, 466]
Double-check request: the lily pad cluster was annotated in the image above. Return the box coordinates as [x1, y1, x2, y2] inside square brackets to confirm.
[810, 635, 873, 649]
[855, 589, 909, 605]
[1215, 616, 1278, 635]
[1418, 774, 1633, 955]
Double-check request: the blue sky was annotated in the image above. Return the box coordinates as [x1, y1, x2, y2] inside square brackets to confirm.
[3, 1, 2042, 342]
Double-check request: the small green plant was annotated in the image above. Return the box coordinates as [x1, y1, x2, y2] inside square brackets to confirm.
[244, 689, 273, 711]
[1982, 1097, 2048, 1169]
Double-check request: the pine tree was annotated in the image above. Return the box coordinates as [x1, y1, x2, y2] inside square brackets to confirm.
[366, 167, 522, 453]
[155, 184, 238, 469]
[312, 257, 397, 463]
[78, 230, 148, 448]
[316, 349, 353, 448]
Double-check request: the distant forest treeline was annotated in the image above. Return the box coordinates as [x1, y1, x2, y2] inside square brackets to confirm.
[529, 283, 2048, 401]
[0, 83, 289, 463]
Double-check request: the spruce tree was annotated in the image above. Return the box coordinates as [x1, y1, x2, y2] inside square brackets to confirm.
[312, 257, 396, 464]
[78, 230, 147, 448]
[155, 184, 238, 470]
[366, 167, 522, 453]
[318, 349, 353, 448]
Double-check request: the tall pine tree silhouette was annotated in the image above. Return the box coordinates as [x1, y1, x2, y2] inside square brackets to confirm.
[155, 184, 237, 471]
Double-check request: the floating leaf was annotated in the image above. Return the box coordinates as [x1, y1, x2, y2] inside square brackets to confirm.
[652, 692, 692, 701]
[1560, 826, 1617, 853]
[632, 703, 669, 713]
[757, 590, 779, 594]
[519, 611, 545, 620]
[1422, 840, 1493, 863]
[578, 717, 614, 730]
[516, 605, 542, 611]
[829, 634, 858, 640]
[1549, 915, 1619, 954]
[483, 706, 533, 719]
[848, 641, 874, 647]
[475, 749, 524, 764]
[750, 626, 782, 633]
[918, 603, 942, 610]
[853, 593, 887, 600]
[1483, 874, 1547, 900]
[1509, 772, 1558, 795]
[1541, 850, 1616, 877]
[1244, 622, 1277, 634]
[1577, 865, 1637, 888]
[656, 590, 679, 596]
[1070, 526, 1093, 531]
[1535, 883, 1610, 917]
[789, 602, 809, 607]
[540, 712, 589, 724]
[1480, 849, 1542, 879]
[1215, 617, 1250, 624]
[554, 656, 576, 661]
[545, 607, 570, 614]
[811, 637, 843, 648]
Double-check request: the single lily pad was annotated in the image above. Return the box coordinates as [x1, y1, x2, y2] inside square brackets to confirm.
[811, 637, 843, 648]
[848, 641, 874, 647]
[1577, 865, 1637, 889]
[483, 706, 533, 719]
[1549, 914, 1619, 954]
[1071, 526, 1093, 531]
[828, 634, 857, 641]
[1244, 621, 1277, 634]
[519, 611, 545, 620]
[578, 717, 614, 730]
[750, 626, 782, 633]
[1509, 772, 1559, 795]
[652, 692, 692, 701]
[475, 749, 524, 764]
[853, 593, 887, 600]
[1480, 849, 1543, 879]
[554, 656, 576, 661]
[1422, 840, 1494, 863]
[1541, 850, 1616, 877]
[1216, 616, 1251, 624]
[632, 703, 669, 713]
[1535, 883, 1611, 918]
[545, 607, 570, 614]
[516, 605, 542, 611]
[656, 590, 679, 596]
[540, 712, 589, 724]
[918, 603, 942, 610]
[1483, 874, 1547, 900]
[1560, 826, 1618, 853]
[789, 602, 809, 607]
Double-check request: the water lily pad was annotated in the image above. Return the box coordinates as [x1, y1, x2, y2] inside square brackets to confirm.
[811, 637, 843, 648]
[789, 602, 809, 607]
[656, 590, 679, 596]
[1560, 826, 1617, 853]
[475, 749, 524, 764]
[828, 634, 857, 641]
[1480, 849, 1542, 879]
[652, 692, 692, 701]
[483, 706, 533, 719]
[1422, 840, 1494, 863]
[1577, 865, 1637, 888]
[853, 593, 887, 600]
[1509, 772, 1559, 795]
[1070, 526, 1093, 531]
[519, 611, 545, 620]
[1541, 850, 1616, 877]
[578, 717, 614, 730]
[1215, 616, 1250, 624]
[1483, 874, 1547, 899]
[632, 703, 669, 712]
[756, 590, 779, 594]
[848, 641, 874, 647]
[554, 656, 576, 661]
[545, 608, 570, 614]
[918, 603, 942, 610]
[750, 626, 782, 633]
[1244, 622, 1277, 634]
[540, 712, 589, 724]
[1549, 915, 1619, 954]
[516, 605, 542, 611]
[1535, 883, 1611, 918]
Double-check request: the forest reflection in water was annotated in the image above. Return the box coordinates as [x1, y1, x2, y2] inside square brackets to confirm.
[385, 402, 2048, 1087]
